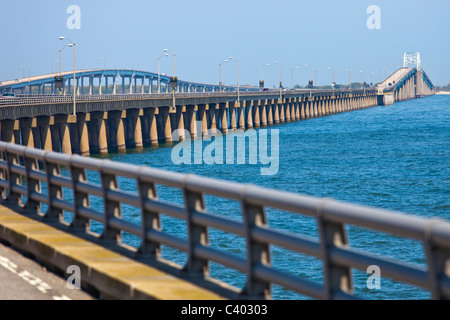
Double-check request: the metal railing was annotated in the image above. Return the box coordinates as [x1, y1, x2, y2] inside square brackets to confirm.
[0, 88, 376, 107]
[0, 141, 447, 299]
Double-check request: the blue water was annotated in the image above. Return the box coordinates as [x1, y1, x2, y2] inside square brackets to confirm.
[86, 95, 449, 300]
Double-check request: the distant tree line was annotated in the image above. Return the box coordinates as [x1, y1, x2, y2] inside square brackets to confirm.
[436, 84, 450, 91]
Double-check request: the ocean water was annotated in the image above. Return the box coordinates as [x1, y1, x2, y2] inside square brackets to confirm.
[87, 95, 449, 300]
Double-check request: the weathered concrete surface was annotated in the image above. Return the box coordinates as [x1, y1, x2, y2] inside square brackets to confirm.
[0, 205, 226, 300]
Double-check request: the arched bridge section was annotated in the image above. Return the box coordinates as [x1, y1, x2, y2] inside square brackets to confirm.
[0, 69, 258, 95]
[377, 67, 435, 103]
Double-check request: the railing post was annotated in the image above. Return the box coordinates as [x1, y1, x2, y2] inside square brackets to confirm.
[5, 147, 22, 206]
[241, 188, 271, 299]
[100, 161, 122, 242]
[0, 149, 6, 199]
[183, 177, 209, 276]
[24, 149, 40, 212]
[137, 168, 161, 258]
[44, 152, 63, 220]
[70, 156, 90, 231]
[424, 219, 450, 300]
[317, 199, 353, 299]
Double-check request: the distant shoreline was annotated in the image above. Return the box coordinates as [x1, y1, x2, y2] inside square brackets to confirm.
[436, 91, 450, 95]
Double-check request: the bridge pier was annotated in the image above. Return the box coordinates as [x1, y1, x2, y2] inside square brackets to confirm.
[260, 102, 267, 127]
[197, 104, 208, 138]
[229, 102, 237, 132]
[252, 101, 260, 128]
[245, 101, 253, 129]
[219, 103, 228, 134]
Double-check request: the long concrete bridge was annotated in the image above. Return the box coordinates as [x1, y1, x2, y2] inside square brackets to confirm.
[0, 55, 444, 300]
[0, 88, 383, 155]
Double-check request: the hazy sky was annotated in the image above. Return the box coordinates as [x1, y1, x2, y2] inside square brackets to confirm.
[1, 0, 449, 87]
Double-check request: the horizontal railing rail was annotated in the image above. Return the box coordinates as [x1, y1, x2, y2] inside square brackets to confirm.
[0, 88, 377, 107]
[0, 141, 447, 299]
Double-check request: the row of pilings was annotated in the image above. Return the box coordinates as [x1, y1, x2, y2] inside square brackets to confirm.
[394, 70, 435, 102]
[0, 93, 379, 156]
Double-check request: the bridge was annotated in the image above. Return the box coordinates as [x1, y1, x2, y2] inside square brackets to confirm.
[0, 53, 445, 300]
[0, 69, 257, 95]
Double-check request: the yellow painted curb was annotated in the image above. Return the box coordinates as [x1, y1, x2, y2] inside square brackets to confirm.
[0, 206, 225, 300]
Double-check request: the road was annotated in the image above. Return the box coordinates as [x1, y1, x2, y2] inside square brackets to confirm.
[0, 241, 95, 300]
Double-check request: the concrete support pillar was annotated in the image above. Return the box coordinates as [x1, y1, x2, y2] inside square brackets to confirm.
[20, 118, 34, 148]
[209, 104, 217, 135]
[53, 115, 73, 155]
[175, 107, 185, 141]
[273, 103, 280, 124]
[128, 109, 144, 148]
[297, 100, 303, 119]
[160, 108, 172, 144]
[245, 102, 253, 129]
[148, 109, 159, 146]
[279, 102, 285, 123]
[187, 106, 197, 139]
[234, 103, 243, 131]
[37, 116, 53, 151]
[219, 103, 228, 134]
[290, 102, 296, 121]
[310, 100, 316, 117]
[229, 102, 237, 131]
[284, 102, 291, 123]
[89, 76, 93, 95]
[260, 102, 267, 127]
[252, 101, 260, 128]
[95, 112, 108, 154]
[74, 113, 89, 156]
[198, 104, 208, 138]
[1, 120, 15, 143]
[267, 103, 273, 125]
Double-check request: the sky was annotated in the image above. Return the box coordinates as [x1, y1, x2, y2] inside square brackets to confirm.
[1, 0, 449, 87]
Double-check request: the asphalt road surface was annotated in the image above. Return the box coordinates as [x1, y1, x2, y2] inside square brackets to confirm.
[0, 241, 95, 300]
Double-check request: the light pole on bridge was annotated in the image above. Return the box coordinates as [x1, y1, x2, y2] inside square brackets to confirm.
[314, 68, 322, 89]
[304, 64, 312, 97]
[260, 63, 270, 90]
[59, 36, 76, 115]
[291, 66, 299, 89]
[157, 49, 169, 93]
[273, 61, 282, 99]
[328, 67, 338, 95]
[345, 69, 352, 92]
[219, 57, 232, 92]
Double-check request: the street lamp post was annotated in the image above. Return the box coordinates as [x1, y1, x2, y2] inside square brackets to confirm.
[291, 66, 299, 89]
[314, 68, 322, 89]
[304, 64, 312, 97]
[260, 63, 269, 90]
[157, 49, 169, 93]
[59, 36, 76, 115]
[345, 69, 352, 92]
[237, 59, 240, 103]
[219, 57, 232, 92]
[328, 67, 338, 95]
[273, 61, 282, 99]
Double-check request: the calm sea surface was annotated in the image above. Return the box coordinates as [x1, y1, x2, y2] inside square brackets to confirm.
[86, 95, 449, 300]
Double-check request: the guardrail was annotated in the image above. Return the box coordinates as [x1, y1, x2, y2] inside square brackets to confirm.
[0, 88, 377, 107]
[0, 141, 447, 299]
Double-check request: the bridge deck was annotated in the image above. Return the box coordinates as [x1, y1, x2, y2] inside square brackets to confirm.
[378, 68, 412, 89]
[0, 204, 225, 300]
